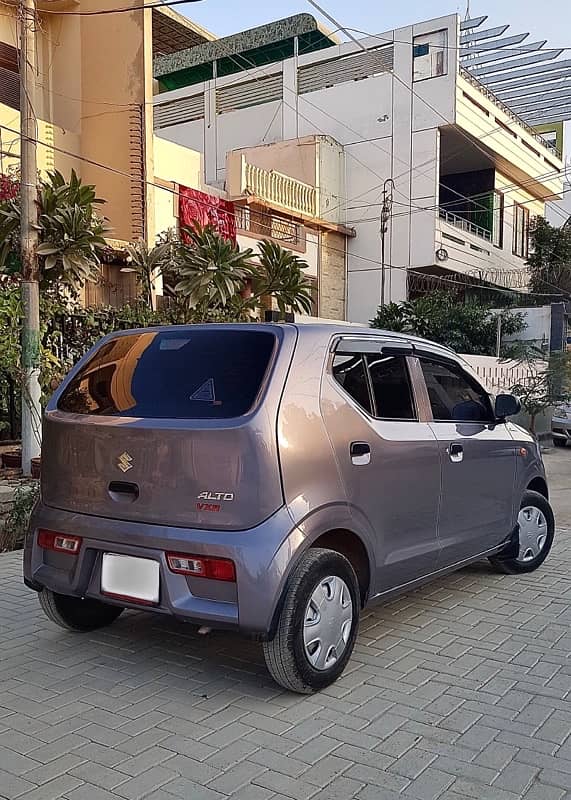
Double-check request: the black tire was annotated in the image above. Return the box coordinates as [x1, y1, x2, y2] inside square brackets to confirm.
[553, 438, 567, 448]
[263, 548, 360, 694]
[39, 589, 124, 632]
[489, 490, 555, 575]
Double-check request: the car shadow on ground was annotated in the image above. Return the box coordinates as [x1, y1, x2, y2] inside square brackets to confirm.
[30, 555, 523, 701]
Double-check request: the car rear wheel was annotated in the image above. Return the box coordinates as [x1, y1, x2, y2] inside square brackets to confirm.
[489, 490, 555, 574]
[263, 548, 360, 693]
[553, 438, 567, 448]
[39, 589, 124, 632]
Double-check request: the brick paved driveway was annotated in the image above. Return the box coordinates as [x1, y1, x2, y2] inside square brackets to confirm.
[1, 455, 571, 800]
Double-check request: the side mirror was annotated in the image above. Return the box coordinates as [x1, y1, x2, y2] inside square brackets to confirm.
[495, 393, 521, 420]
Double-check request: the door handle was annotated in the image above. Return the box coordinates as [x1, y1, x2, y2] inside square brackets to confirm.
[350, 442, 371, 466]
[108, 481, 139, 503]
[447, 443, 464, 463]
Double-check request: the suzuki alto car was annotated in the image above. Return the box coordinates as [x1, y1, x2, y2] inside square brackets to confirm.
[24, 324, 555, 693]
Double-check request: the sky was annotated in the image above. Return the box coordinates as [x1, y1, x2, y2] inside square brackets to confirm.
[183, 0, 571, 47]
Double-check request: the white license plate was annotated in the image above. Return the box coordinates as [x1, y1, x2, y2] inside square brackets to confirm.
[101, 554, 160, 604]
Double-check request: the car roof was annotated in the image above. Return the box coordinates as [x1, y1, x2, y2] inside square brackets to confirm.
[100, 321, 457, 361]
[291, 321, 457, 357]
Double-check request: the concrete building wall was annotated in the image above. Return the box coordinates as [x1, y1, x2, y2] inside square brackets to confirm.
[78, 0, 153, 243]
[0, 1, 156, 246]
[153, 137, 203, 236]
[153, 14, 465, 322]
[0, 104, 80, 178]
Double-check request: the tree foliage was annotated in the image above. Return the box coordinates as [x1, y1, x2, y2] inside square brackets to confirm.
[175, 224, 255, 319]
[254, 239, 313, 315]
[510, 352, 571, 433]
[158, 224, 313, 322]
[0, 170, 109, 295]
[371, 292, 526, 356]
[528, 216, 571, 298]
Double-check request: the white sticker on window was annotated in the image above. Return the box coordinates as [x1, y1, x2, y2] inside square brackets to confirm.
[190, 378, 216, 403]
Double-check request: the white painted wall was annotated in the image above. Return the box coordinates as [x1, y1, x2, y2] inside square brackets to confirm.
[153, 11, 563, 323]
[154, 15, 460, 323]
[547, 181, 571, 227]
[502, 306, 552, 351]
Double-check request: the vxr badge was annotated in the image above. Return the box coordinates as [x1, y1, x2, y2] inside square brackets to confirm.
[117, 452, 133, 473]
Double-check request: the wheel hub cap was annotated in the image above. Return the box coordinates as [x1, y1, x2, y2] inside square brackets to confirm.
[517, 505, 548, 563]
[303, 576, 353, 671]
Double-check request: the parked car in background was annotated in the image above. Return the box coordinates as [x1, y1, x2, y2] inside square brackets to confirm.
[552, 403, 571, 447]
[24, 324, 555, 693]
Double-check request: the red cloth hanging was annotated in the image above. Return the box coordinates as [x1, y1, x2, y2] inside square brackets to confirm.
[179, 186, 236, 243]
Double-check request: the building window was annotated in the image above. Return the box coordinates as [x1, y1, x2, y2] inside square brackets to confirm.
[413, 30, 447, 82]
[512, 203, 530, 259]
[236, 204, 304, 249]
[269, 216, 302, 246]
[493, 191, 504, 248]
[235, 205, 250, 231]
[0, 43, 20, 111]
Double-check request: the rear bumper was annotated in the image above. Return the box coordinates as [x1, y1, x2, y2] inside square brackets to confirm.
[23, 502, 303, 637]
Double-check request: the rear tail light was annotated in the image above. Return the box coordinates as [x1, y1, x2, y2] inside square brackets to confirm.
[38, 530, 82, 555]
[166, 553, 236, 582]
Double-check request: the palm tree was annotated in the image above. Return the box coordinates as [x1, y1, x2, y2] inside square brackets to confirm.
[0, 169, 109, 297]
[126, 238, 177, 311]
[253, 239, 313, 315]
[175, 223, 254, 321]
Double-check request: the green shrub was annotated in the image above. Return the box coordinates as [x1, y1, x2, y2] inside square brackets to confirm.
[0, 482, 40, 552]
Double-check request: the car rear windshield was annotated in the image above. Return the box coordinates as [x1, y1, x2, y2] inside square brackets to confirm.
[57, 329, 276, 419]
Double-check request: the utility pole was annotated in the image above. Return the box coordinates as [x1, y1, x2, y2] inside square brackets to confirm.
[496, 313, 502, 359]
[19, 0, 41, 476]
[379, 178, 394, 307]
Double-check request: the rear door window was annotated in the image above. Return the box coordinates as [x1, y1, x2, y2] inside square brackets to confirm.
[332, 354, 373, 414]
[366, 355, 416, 420]
[57, 329, 276, 419]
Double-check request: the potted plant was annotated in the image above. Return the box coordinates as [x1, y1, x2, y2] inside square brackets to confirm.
[2, 449, 22, 469]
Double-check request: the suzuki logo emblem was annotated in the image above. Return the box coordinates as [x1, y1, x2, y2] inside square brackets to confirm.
[117, 452, 133, 473]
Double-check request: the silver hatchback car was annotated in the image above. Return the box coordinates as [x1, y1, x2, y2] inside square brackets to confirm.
[552, 402, 571, 447]
[24, 323, 555, 693]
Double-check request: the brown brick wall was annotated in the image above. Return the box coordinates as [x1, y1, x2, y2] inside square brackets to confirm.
[319, 230, 346, 320]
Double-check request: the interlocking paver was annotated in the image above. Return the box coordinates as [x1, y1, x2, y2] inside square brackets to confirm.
[0, 768, 36, 800]
[0, 467, 569, 800]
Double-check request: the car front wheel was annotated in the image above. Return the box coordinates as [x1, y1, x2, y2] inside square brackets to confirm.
[553, 438, 567, 448]
[39, 589, 124, 631]
[489, 490, 555, 574]
[263, 548, 360, 693]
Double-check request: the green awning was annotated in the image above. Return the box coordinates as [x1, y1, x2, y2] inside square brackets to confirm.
[154, 14, 338, 91]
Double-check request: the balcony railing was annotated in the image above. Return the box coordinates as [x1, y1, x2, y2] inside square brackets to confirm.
[439, 208, 492, 242]
[239, 156, 318, 217]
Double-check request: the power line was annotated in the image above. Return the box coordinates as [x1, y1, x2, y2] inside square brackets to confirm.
[223, 21, 567, 236]
[301, 1, 571, 294]
[301, 4, 569, 235]
[348, 182, 571, 225]
[1, 120, 561, 302]
[25, 13, 565, 228]
[0, 0, 203, 16]
[344, 26, 571, 54]
[3, 8, 566, 301]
